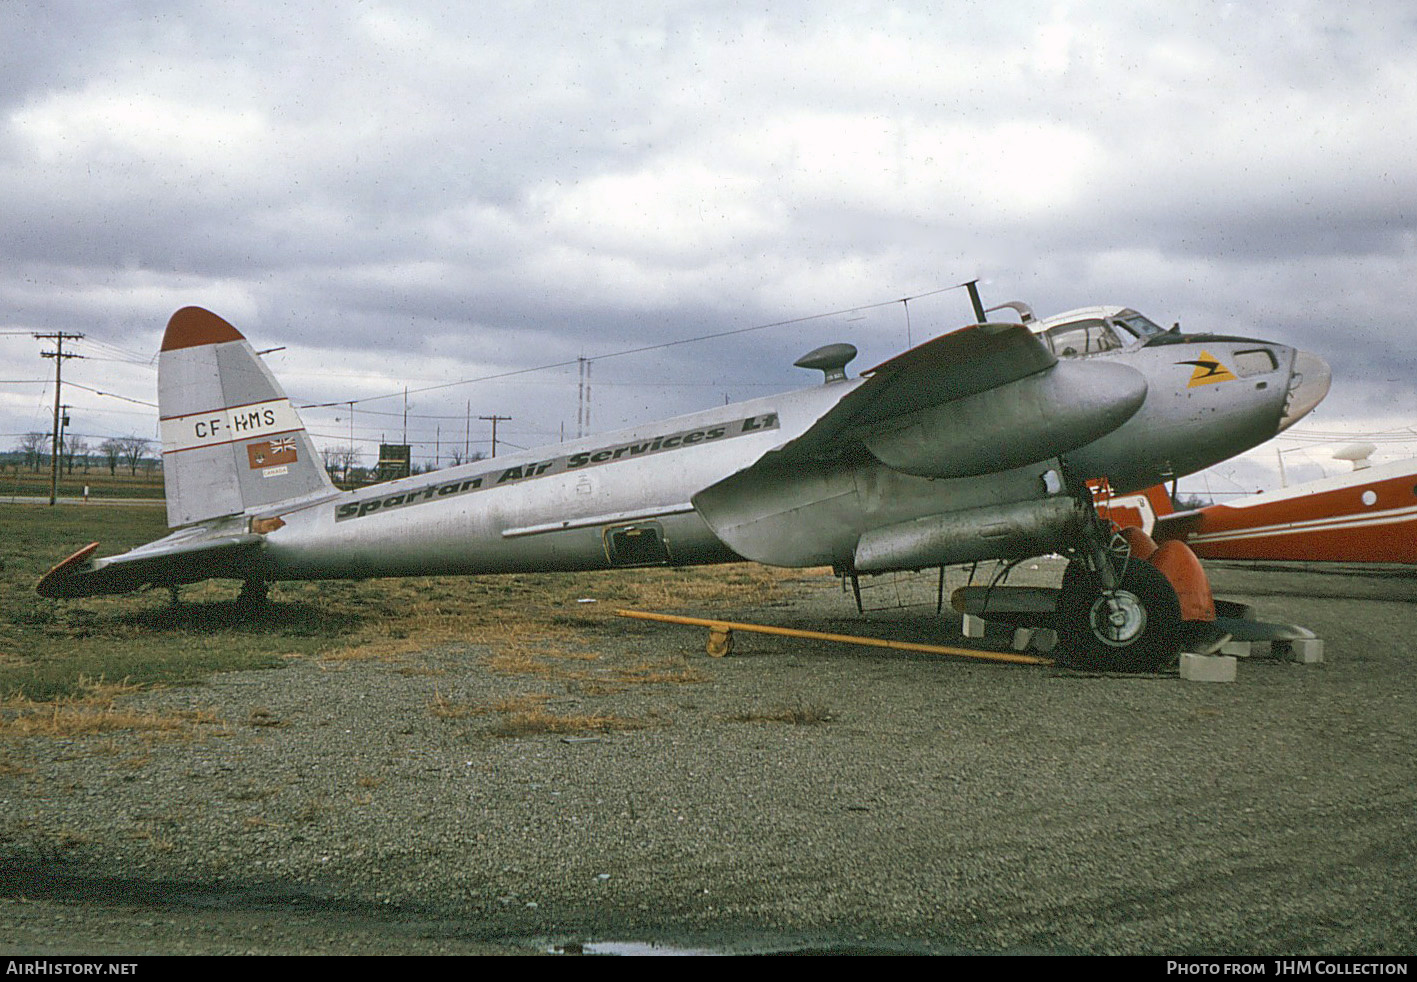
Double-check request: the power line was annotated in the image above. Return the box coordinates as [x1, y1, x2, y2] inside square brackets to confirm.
[62, 380, 157, 407]
[7, 284, 972, 453]
[300, 282, 969, 410]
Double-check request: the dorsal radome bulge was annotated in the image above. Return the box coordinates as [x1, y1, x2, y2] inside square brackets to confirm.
[794, 342, 857, 383]
[161, 307, 246, 351]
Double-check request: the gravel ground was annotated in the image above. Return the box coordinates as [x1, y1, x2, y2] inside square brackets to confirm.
[2, 561, 1415, 956]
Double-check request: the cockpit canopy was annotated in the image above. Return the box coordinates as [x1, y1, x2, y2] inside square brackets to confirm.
[1029, 305, 1167, 359]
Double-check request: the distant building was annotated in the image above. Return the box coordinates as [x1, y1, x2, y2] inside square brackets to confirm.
[376, 444, 411, 481]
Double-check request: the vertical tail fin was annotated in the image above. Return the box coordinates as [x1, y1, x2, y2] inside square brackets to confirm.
[158, 307, 335, 527]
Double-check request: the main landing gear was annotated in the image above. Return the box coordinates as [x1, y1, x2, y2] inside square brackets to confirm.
[1056, 556, 1184, 672]
[1048, 489, 1191, 672]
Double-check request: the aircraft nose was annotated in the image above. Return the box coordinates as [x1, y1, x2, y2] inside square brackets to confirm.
[1277, 350, 1331, 432]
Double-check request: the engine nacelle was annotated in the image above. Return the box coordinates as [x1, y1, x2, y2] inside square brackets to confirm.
[861, 360, 1148, 479]
[854, 495, 1088, 572]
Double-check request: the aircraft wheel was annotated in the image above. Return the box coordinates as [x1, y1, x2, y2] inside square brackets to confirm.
[1058, 559, 1182, 672]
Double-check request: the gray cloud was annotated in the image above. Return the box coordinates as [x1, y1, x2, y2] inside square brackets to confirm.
[4, 1, 1416, 484]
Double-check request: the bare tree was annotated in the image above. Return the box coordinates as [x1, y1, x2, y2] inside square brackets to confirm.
[445, 448, 485, 467]
[115, 436, 149, 476]
[322, 445, 360, 483]
[17, 432, 47, 472]
[99, 438, 123, 476]
[65, 434, 88, 475]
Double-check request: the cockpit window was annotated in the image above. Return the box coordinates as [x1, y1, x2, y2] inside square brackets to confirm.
[1041, 319, 1123, 358]
[1113, 313, 1165, 339]
[1231, 348, 1279, 377]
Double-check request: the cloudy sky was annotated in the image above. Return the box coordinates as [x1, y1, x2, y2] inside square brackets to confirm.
[3, 0, 1415, 496]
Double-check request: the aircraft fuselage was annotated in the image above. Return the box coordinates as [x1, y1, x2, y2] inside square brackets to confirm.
[258, 332, 1323, 581]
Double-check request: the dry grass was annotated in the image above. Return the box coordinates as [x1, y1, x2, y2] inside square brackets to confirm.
[8, 500, 828, 746]
[609, 658, 711, 685]
[0, 756, 35, 778]
[480, 643, 598, 679]
[129, 824, 175, 852]
[411, 565, 812, 737]
[0, 678, 226, 742]
[431, 689, 561, 719]
[245, 707, 286, 728]
[430, 687, 655, 739]
[487, 707, 649, 738]
[430, 689, 568, 723]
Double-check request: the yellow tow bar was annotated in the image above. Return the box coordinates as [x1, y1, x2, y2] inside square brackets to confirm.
[614, 609, 1053, 666]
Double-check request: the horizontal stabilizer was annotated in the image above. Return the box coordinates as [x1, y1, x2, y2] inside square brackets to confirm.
[36, 525, 264, 598]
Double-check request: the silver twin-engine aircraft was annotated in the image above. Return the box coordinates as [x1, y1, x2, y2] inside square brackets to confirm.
[38, 304, 1330, 671]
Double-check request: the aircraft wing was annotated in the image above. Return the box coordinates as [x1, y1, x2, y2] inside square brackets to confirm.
[749, 321, 1147, 478]
[36, 521, 265, 599]
[691, 321, 1150, 568]
[777, 321, 1060, 462]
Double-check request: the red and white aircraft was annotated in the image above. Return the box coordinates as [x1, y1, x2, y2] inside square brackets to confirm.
[1096, 452, 1417, 564]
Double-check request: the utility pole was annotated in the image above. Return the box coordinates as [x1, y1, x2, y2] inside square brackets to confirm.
[577, 357, 592, 438]
[479, 415, 511, 458]
[58, 404, 71, 474]
[36, 332, 83, 506]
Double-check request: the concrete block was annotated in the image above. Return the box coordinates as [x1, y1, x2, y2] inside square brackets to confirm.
[1179, 652, 1237, 682]
[1010, 628, 1033, 651]
[1029, 628, 1059, 654]
[962, 613, 986, 638]
[1277, 638, 1324, 664]
[1219, 640, 1255, 658]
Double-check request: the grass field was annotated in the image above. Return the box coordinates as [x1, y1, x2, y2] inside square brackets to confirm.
[1, 504, 800, 718]
[1, 468, 165, 500]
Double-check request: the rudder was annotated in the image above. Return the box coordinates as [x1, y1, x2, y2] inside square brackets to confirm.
[158, 307, 335, 527]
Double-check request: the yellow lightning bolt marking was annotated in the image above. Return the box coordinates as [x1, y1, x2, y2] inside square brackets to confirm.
[1184, 350, 1238, 387]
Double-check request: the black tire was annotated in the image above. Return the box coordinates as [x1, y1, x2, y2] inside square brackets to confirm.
[1057, 559, 1182, 672]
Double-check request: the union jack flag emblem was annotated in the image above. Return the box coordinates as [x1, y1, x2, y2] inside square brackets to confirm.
[247, 438, 299, 469]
